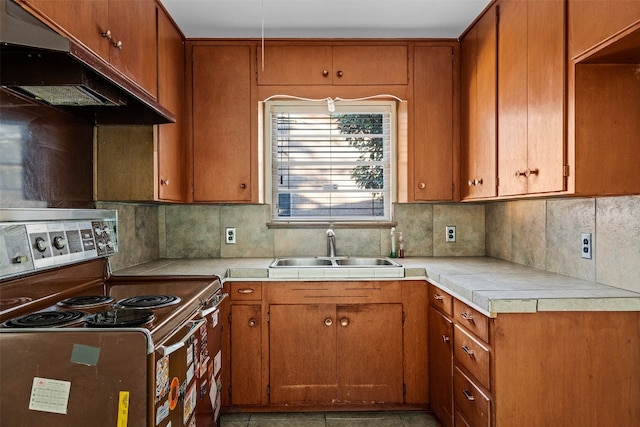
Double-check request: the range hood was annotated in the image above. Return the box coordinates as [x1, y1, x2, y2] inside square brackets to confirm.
[0, 0, 175, 124]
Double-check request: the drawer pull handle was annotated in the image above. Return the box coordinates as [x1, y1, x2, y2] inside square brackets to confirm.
[433, 294, 444, 301]
[462, 389, 475, 401]
[248, 318, 257, 327]
[442, 335, 450, 342]
[340, 318, 349, 327]
[324, 318, 333, 327]
[237, 288, 255, 294]
[461, 312, 474, 321]
[461, 345, 475, 357]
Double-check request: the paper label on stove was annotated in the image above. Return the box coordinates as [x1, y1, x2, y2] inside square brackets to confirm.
[155, 400, 169, 425]
[186, 363, 194, 385]
[29, 377, 71, 415]
[214, 350, 222, 377]
[183, 382, 197, 425]
[212, 309, 219, 327]
[155, 356, 170, 403]
[117, 391, 129, 427]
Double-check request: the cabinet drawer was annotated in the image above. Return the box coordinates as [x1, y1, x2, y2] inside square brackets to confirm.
[229, 282, 262, 301]
[429, 283, 453, 316]
[454, 299, 489, 343]
[454, 325, 490, 390]
[454, 367, 490, 427]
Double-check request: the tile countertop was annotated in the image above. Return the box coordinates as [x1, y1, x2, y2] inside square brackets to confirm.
[113, 257, 640, 317]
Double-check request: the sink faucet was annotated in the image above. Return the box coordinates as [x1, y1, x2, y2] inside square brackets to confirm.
[326, 229, 336, 257]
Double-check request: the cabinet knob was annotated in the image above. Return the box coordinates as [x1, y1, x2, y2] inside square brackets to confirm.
[433, 293, 444, 301]
[515, 168, 539, 178]
[324, 318, 333, 327]
[340, 318, 349, 327]
[161, 179, 170, 186]
[336, 70, 344, 78]
[461, 345, 475, 357]
[322, 69, 329, 77]
[102, 29, 112, 40]
[442, 335, 450, 342]
[113, 40, 123, 49]
[240, 183, 247, 189]
[461, 312, 474, 322]
[248, 318, 257, 327]
[462, 389, 475, 401]
[468, 178, 484, 186]
[418, 182, 426, 189]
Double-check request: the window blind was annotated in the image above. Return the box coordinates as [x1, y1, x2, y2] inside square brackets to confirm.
[268, 102, 394, 221]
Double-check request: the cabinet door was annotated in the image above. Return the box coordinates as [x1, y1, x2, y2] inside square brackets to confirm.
[429, 307, 454, 427]
[157, 8, 185, 202]
[108, 0, 157, 97]
[332, 45, 408, 85]
[269, 304, 337, 404]
[568, 0, 640, 58]
[21, 0, 110, 59]
[257, 45, 333, 85]
[413, 46, 455, 201]
[192, 45, 252, 202]
[497, 0, 528, 197]
[461, 7, 497, 200]
[336, 304, 403, 403]
[230, 304, 262, 405]
[498, 0, 565, 196]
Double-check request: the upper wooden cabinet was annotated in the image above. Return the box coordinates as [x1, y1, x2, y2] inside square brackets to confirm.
[412, 44, 458, 201]
[21, 0, 158, 97]
[191, 44, 254, 202]
[156, 6, 185, 202]
[497, 0, 565, 197]
[257, 44, 408, 86]
[460, 5, 497, 201]
[568, 0, 640, 59]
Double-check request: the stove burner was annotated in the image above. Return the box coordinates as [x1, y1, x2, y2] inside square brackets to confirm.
[85, 309, 154, 328]
[57, 295, 115, 308]
[3, 310, 86, 328]
[115, 295, 181, 309]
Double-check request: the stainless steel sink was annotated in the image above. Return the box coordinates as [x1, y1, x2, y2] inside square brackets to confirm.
[269, 257, 402, 268]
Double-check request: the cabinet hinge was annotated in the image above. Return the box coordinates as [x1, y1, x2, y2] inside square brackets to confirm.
[402, 311, 407, 324]
[267, 385, 270, 395]
[403, 384, 407, 395]
[228, 313, 232, 324]
[267, 312, 270, 323]
[496, 176, 500, 187]
[563, 165, 570, 177]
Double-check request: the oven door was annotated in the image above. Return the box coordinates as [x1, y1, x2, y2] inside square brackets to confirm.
[154, 318, 206, 427]
[0, 329, 152, 427]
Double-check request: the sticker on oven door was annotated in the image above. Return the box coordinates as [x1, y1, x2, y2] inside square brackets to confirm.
[155, 355, 170, 402]
[213, 350, 222, 377]
[117, 391, 129, 427]
[182, 382, 197, 425]
[29, 377, 71, 414]
[155, 400, 169, 425]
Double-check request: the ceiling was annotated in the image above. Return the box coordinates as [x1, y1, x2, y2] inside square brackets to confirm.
[160, 0, 491, 39]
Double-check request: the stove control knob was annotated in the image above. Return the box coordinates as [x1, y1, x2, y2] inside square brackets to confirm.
[97, 241, 107, 250]
[106, 240, 114, 249]
[101, 225, 110, 237]
[94, 225, 104, 236]
[53, 236, 67, 250]
[35, 237, 49, 252]
[12, 255, 29, 264]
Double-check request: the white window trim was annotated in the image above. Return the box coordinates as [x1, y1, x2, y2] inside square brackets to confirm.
[264, 99, 398, 224]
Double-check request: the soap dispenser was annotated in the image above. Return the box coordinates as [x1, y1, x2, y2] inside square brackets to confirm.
[389, 227, 397, 258]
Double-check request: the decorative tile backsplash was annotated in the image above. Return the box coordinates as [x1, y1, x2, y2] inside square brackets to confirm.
[104, 195, 639, 293]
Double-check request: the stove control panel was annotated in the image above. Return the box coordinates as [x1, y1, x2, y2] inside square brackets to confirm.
[0, 209, 118, 280]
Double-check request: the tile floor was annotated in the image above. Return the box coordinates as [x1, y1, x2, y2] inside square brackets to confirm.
[220, 411, 442, 427]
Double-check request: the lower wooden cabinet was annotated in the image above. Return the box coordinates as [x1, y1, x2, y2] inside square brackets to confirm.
[269, 303, 403, 405]
[224, 280, 428, 410]
[428, 284, 640, 427]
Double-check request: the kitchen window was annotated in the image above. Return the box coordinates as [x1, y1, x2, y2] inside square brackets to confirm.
[265, 100, 396, 223]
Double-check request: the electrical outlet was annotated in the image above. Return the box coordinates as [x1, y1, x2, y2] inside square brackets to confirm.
[445, 226, 456, 243]
[581, 233, 592, 259]
[225, 227, 236, 244]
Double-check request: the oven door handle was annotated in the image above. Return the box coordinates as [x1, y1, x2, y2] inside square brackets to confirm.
[157, 318, 207, 357]
[199, 293, 229, 317]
